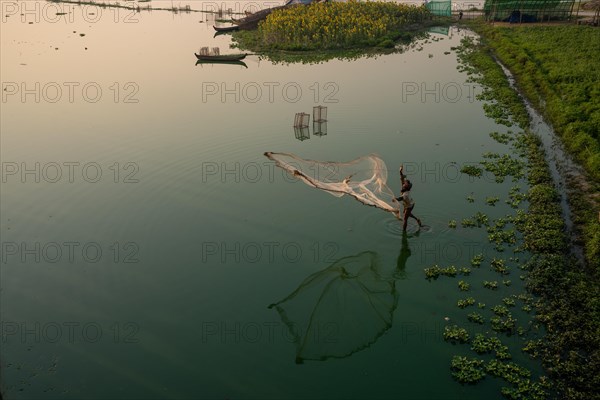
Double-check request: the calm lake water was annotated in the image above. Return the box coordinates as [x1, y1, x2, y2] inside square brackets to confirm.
[2, 1, 539, 399]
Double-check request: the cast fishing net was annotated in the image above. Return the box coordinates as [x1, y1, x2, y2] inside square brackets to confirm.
[264, 152, 400, 214]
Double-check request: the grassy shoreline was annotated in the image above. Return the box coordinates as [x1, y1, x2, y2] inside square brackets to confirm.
[465, 22, 600, 272]
[469, 25, 600, 180]
[455, 30, 599, 400]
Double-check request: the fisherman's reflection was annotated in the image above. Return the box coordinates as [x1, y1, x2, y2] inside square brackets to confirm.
[269, 232, 417, 363]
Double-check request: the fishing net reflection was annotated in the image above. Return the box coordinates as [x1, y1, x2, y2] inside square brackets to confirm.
[269, 251, 401, 363]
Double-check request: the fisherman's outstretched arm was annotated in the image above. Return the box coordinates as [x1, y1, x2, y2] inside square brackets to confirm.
[399, 164, 406, 186]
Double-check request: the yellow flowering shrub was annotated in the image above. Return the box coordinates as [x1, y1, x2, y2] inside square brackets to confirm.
[258, 1, 431, 50]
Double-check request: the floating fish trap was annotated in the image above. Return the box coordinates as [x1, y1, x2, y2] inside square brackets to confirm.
[313, 121, 327, 137]
[313, 106, 327, 122]
[293, 112, 310, 128]
[294, 127, 310, 141]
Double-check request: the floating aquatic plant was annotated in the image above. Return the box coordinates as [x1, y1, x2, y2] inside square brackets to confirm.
[444, 325, 470, 344]
[485, 196, 500, 206]
[490, 314, 516, 333]
[483, 280, 498, 290]
[457, 297, 476, 309]
[492, 305, 510, 317]
[488, 229, 517, 247]
[480, 153, 526, 183]
[459, 267, 471, 276]
[450, 356, 485, 384]
[471, 334, 511, 360]
[491, 258, 510, 275]
[460, 165, 483, 177]
[502, 297, 516, 307]
[489, 131, 513, 145]
[461, 218, 477, 228]
[424, 265, 458, 280]
[491, 216, 511, 230]
[507, 185, 527, 208]
[470, 254, 484, 267]
[467, 312, 484, 324]
[474, 211, 489, 227]
[486, 359, 547, 399]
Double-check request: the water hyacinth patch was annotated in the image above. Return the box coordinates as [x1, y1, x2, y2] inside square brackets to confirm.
[485, 196, 500, 206]
[483, 280, 498, 290]
[461, 218, 477, 228]
[488, 227, 517, 247]
[490, 258, 510, 275]
[450, 356, 486, 384]
[492, 304, 510, 317]
[444, 325, 470, 344]
[507, 185, 527, 208]
[480, 153, 526, 183]
[457, 297, 476, 309]
[470, 254, 484, 267]
[460, 165, 483, 177]
[489, 131, 513, 145]
[490, 314, 516, 333]
[474, 211, 489, 227]
[468, 312, 484, 324]
[502, 297, 516, 307]
[424, 265, 457, 280]
[486, 360, 547, 399]
[471, 334, 511, 360]
[492, 216, 510, 230]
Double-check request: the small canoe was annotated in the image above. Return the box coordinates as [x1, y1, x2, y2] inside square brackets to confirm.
[194, 53, 247, 61]
[195, 60, 248, 68]
[213, 25, 239, 32]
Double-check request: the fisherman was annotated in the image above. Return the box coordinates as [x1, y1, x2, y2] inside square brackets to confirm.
[394, 165, 422, 231]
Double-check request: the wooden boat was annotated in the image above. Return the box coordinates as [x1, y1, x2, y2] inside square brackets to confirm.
[194, 53, 247, 61]
[195, 60, 248, 68]
[213, 30, 229, 38]
[213, 1, 313, 32]
[213, 24, 239, 32]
